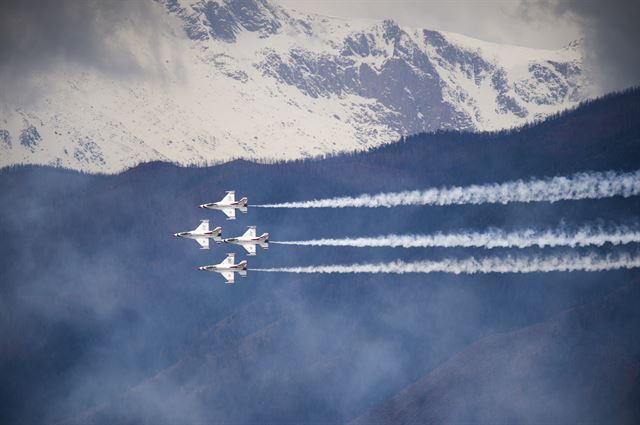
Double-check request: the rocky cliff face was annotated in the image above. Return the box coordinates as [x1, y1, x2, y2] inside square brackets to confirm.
[0, 0, 592, 173]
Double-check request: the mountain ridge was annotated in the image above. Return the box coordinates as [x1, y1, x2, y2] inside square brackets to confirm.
[1, 89, 639, 424]
[350, 279, 640, 425]
[0, 0, 593, 173]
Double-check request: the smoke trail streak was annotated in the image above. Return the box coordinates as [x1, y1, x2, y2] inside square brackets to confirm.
[272, 224, 640, 249]
[250, 251, 640, 275]
[254, 170, 640, 208]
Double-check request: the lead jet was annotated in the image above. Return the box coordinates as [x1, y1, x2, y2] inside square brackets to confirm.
[199, 191, 248, 220]
[223, 226, 269, 256]
[173, 220, 222, 249]
[197, 253, 247, 284]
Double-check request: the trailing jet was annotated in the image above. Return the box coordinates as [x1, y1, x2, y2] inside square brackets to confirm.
[223, 226, 269, 256]
[199, 191, 248, 220]
[197, 253, 247, 284]
[173, 220, 222, 249]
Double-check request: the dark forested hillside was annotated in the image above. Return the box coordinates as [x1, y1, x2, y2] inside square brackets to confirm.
[351, 280, 640, 425]
[1, 88, 639, 424]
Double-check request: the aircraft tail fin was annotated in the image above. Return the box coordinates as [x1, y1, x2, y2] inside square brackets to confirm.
[211, 226, 223, 242]
[259, 233, 269, 250]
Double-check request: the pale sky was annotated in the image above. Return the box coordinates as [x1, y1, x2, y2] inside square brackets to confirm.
[278, 0, 640, 91]
[278, 0, 583, 49]
[0, 0, 638, 94]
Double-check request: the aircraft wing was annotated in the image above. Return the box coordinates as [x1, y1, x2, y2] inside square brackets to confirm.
[221, 253, 235, 266]
[241, 226, 256, 238]
[195, 237, 209, 249]
[242, 244, 256, 255]
[219, 271, 235, 284]
[221, 208, 236, 220]
[194, 220, 209, 233]
[221, 191, 235, 204]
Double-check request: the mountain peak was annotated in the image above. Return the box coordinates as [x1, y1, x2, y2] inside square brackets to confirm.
[0, 0, 594, 173]
[171, 0, 286, 42]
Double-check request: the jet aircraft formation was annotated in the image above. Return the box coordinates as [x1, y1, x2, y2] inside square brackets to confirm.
[174, 191, 269, 284]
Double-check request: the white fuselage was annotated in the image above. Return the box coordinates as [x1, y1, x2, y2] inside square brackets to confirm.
[223, 233, 269, 255]
[202, 202, 240, 210]
[200, 263, 246, 272]
[224, 236, 262, 246]
[197, 252, 247, 283]
[175, 231, 219, 240]
[199, 193, 248, 220]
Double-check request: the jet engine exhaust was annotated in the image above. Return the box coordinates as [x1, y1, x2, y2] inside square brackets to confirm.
[254, 170, 640, 209]
[272, 224, 640, 249]
[250, 250, 640, 274]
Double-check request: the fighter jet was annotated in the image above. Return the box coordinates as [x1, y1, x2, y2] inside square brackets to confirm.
[197, 253, 247, 284]
[199, 191, 248, 220]
[173, 220, 222, 249]
[223, 226, 269, 256]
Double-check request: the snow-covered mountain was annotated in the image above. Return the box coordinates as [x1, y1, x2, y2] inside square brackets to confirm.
[0, 0, 593, 173]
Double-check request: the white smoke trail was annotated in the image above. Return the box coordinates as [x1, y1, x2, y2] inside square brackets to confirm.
[251, 251, 640, 275]
[254, 170, 640, 208]
[272, 224, 640, 249]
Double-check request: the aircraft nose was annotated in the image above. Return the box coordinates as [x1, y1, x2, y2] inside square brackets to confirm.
[173, 233, 178, 237]
[198, 204, 205, 209]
